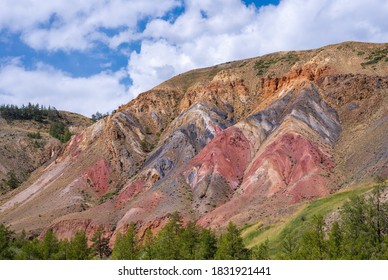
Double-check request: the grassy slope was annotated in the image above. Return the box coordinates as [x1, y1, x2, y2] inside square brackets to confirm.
[242, 184, 375, 256]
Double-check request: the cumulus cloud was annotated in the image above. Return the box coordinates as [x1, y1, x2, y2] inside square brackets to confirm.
[0, 0, 387, 115]
[0, 0, 181, 51]
[127, 39, 193, 95]
[126, 0, 388, 96]
[0, 60, 131, 116]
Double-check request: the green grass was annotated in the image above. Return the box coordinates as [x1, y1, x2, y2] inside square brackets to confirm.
[254, 52, 299, 76]
[361, 47, 388, 67]
[242, 206, 306, 249]
[242, 184, 374, 256]
[178, 67, 220, 93]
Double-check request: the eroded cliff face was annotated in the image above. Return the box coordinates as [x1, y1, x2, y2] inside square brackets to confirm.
[1, 41, 387, 241]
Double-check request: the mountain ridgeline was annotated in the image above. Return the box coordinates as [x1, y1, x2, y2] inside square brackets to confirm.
[0, 42, 387, 259]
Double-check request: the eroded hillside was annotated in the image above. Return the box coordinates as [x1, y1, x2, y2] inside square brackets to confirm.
[0, 41, 387, 243]
[0, 110, 92, 194]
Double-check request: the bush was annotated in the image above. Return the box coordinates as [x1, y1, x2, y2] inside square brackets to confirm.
[49, 122, 72, 142]
[27, 132, 41, 139]
[5, 171, 19, 190]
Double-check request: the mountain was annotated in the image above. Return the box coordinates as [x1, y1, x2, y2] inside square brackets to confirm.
[0, 41, 387, 244]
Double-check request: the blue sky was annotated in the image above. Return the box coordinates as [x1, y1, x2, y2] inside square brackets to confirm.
[0, 0, 387, 116]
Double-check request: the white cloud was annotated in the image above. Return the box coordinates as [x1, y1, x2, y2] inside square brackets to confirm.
[126, 0, 388, 97]
[1, 0, 387, 115]
[0, 60, 131, 116]
[127, 39, 193, 95]
[0, 0, 181, 51]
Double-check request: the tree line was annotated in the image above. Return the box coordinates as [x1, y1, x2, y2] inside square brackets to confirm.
[0, 103, 60, 122]
[0, 183, 386, 260]
[0, 103, 72, 142]
[278, 182, 388, 260]
[91, 112, 110, 122]
[0, 214, 249, 260]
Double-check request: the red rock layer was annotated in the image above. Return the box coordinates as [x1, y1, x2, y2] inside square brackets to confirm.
[115, 180, 146, 208]
[84, 160, 110, 196]
[244, 132, 335, 201]
[198, 132, 335, 228]
[186, 127, 251, 190]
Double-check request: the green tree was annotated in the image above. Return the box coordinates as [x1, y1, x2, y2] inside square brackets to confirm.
[178, 221, 200, 259]
[152, 212, 183, 259]
[366, 183, 388, 257]
[41, 230, 60, 259]
[140, 228, 155, 260]
[17, 239, 42, 260]
[91, 112, 109, 122]
[62, 130, 72, 142]
[215, 222, 248, 260]
[279, 233, 299, 260]
[195, 228, 217, 260]
[13, 229, 27, 249]
[251, 239, 270, 260]
[0, 224, 15, 259]
[112, 223, 138, 260]
[91, 226, 111, 259]
[299, 215, 328, 259]
[340, 182, 388, 259]
[5, 171, 19, 189]
[327, 221, 343, 259]
[49, 122, 72, 142]
[55, 239, 71, 260]
[341, 195, 373, 259]
[67, 230, 91, 260]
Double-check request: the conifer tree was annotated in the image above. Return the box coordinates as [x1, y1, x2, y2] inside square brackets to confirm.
[279, 233, 299, 260]
[341, 195, 372, 259]
[112, 223, 138, 260]
[299, 215, 328, 259]
[178, 221, 200, 259]
[327, 221, 343, 259]
[152, 212, 183, 259]
[340, 182, 388, 259]
[67, 230, 91, 260]
[195, 228, 217, 260]
[251, 239, 270, 260]
[215, 222, 248, 260]
[17, 239, 42, 260]
[41, 230, 60, 260]
[0, 224, 15, 259]
[141, 228, 155, 260]
[91, 226, 111, 259]
[13, 229, 27, 249]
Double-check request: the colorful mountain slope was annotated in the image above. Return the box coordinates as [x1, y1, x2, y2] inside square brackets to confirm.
[0, 41, 387, 244]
